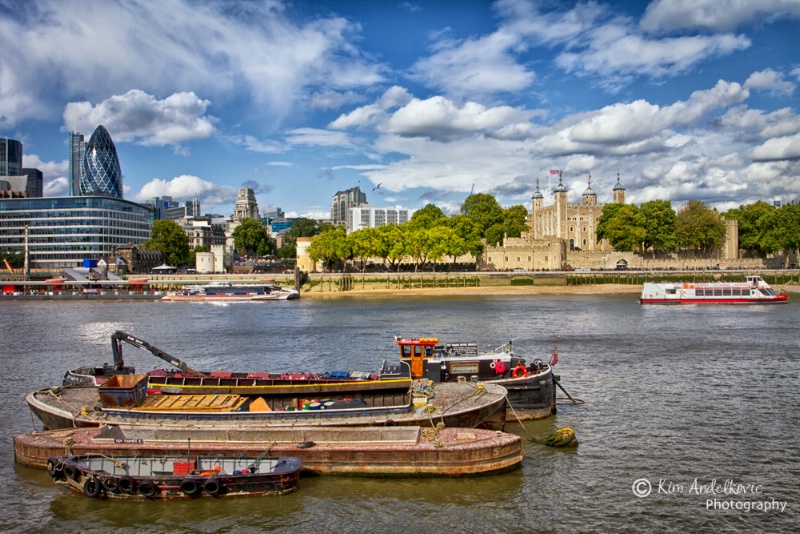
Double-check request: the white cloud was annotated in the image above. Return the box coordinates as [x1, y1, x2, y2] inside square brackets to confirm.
[0, 0, 384, 126]
[750, 133, 800, 161]
[641, 0, 800, 33]
[134, 175, 238, 209]
[557, 26, 750, 79]
[284, 128, 355, 148]
[744, 69, 796, 96]
[63, 90, 216, 146]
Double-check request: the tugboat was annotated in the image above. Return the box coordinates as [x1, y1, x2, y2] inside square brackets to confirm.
[394, 336, 558, 421]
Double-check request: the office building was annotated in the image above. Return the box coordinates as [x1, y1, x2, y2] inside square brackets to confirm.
[331, 186, 367, 227]
[81, 125, 123, 198]
[0, 196, 152, 273]
[1, 138, 23, 177]
[349, 206, 410, 232]
[69, 131, 85, 196]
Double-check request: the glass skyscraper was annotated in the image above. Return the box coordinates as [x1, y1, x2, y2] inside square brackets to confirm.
[81, 125, 123, 198]
[1, 137, 23, 177]
[69, 131, 85, 196]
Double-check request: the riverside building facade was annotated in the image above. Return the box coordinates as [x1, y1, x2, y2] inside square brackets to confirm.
[0, 196, 152, 274]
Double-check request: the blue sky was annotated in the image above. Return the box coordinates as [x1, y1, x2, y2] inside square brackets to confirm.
[2, 0, 799, 219]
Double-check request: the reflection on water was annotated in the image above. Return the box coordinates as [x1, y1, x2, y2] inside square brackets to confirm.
[1, 297, 797, 533]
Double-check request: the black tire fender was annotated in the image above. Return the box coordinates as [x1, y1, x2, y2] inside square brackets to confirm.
[64, 464, 81, 482]
[138, 479, 158, 498]
[83, 476, 103, 498]
[203, 477, 221, 496]
[102, 477, 119, 493]
[180, 478, 202, 496]
[47, 458, 64, 480]
[118, 475, 136, 494]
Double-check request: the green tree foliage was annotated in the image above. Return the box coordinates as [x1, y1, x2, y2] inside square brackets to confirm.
[374, 224, 408, 270]
[348, 227, 380, 272]
[724, 200, 776, 254]
[307, 225, 349, 270]
[188, 245, 209, 266]
[675, 200, 726, 253]
[0, 251, 24, 269]
[460, 193, 503, 237]
[503, 204, 529, 239]
[425, 226, 463, 270]
[145, 219, 190, 266]
[286, 218, 319, 239]
[232, 218, 272, 256]
[484, 223, 506, 247]
[596, 203, 625, 242]
[601, 204, 647, 251]
[448, 214, 484, 258]
[409, 203, 447, 229]
[406, 227, 430, 271]
[640, 200, 677, 251]
[759, 203, 800, 266]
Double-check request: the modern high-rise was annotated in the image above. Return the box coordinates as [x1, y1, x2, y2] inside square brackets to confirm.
[349, 206, 410, 233]
[331, 186, 367, 227]
[69, 131, 85, 196]
[81, 125, 123, 198]
[1, 137, 23, 177]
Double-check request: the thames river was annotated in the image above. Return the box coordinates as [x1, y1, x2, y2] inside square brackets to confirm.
[0, 294, 797, 533]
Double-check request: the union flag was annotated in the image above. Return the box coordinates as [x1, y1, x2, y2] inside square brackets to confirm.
[550, 169, 560, 175]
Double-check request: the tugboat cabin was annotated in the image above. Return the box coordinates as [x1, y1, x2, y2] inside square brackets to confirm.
[394, 337, 528, 382]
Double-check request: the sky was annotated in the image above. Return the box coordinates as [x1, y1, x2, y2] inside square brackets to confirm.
[2, 0, 800, 219]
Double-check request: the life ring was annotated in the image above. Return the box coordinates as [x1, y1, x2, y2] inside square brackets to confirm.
[180, 478, 202, 496]
[203, 477, 222, 496]
[47, 458, 64, 480]
[495, 361, 507, 374]
[512, 365, 528, 379]
[102, 476, 119, 493]
[489, 361, 495, 369]
[83, 476, 103, 498]
[118, 475, 136, 494]
[138, 480, 158, 498]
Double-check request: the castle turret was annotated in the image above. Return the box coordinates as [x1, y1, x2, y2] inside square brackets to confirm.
[582, 174, 597, 206]
[612, 172, 626, 204]
[554, 174, 568, 239]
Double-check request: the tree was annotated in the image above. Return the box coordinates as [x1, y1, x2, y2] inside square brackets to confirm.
[640, 200, 677, 251]
[448, 214, 484, 259]
[724, 201, 776, 254]
[484, 223, 506, 247]
[145, 219, 190, 266]
[759, 203, 800, 266]
[596, 203, 626, 242]
[286, 218, 319, 239]
[374, 224, 408, 271]
[503, 205, 529, 239]
[425, 226, 462, 271]
[232, 218, 271, 256]
[460, 193, 503, 237]
[602, 204, 647, 251]
[188, 245, 208, 266]
[409, 203, 447, 229]
[675, 200, 726, 253]
[348, 228, 380, 272]
[307, 225, 349, 271]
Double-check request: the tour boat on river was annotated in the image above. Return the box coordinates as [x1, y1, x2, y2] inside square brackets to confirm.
[639, 275, 788, 305]
[162, 281, 298, 302]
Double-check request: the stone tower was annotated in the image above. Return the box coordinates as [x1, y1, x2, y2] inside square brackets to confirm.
[612, 172, 626, 204]
[233, 187, 260, 222]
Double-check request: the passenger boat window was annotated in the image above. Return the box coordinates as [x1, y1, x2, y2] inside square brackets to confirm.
[723, 289, 732, 296]
[714, 290, 723, 296]
[696, 289, 705, 296]
[402, 346, 411, 357]
[666, 288, 676, 295]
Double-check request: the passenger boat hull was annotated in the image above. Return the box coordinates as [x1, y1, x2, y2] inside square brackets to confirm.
[640, 276, 789, 305]
[16, 425, 523, 477]
[45, 453, 301, 499]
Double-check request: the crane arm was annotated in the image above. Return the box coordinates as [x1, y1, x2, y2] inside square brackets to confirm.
[111, 330, 207, 377]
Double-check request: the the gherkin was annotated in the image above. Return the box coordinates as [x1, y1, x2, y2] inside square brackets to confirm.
[81, 125, 123, 198]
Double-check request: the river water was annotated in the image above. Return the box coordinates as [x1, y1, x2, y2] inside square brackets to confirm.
[0, 294, 797, 533]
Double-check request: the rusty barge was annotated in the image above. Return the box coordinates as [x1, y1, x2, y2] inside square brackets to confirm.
[15, 424, 523, 477]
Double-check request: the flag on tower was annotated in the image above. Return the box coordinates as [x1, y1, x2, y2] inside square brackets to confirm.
[549, 169, 560, 175]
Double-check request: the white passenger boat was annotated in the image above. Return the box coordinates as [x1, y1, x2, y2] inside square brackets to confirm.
[162, 281, 299, 302]
[640, 275, 788, 305]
